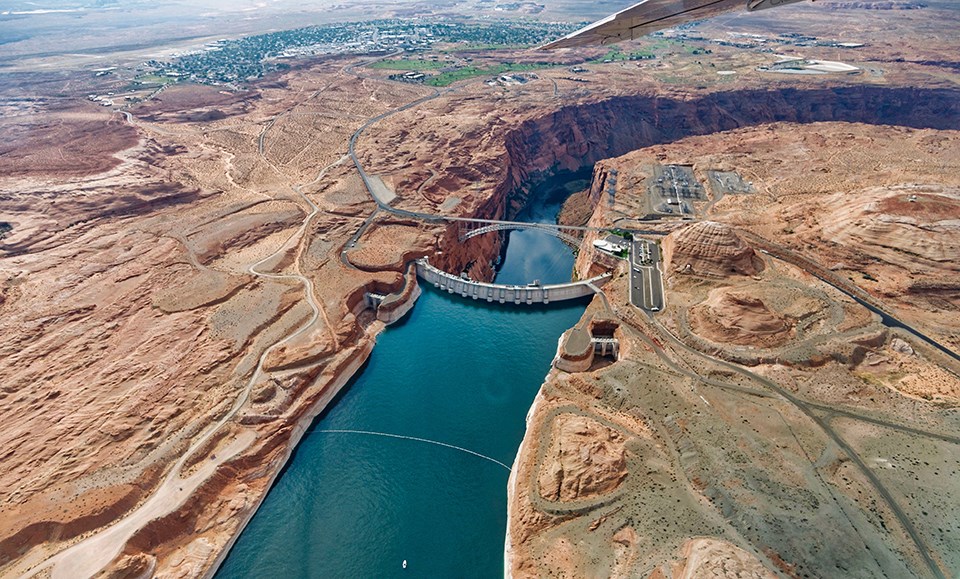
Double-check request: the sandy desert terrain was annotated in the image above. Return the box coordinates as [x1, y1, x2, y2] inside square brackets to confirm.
[0, 0, 958, 577]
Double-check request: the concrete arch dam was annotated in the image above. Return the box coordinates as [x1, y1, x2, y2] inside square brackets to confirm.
[416, 258, 610, 305]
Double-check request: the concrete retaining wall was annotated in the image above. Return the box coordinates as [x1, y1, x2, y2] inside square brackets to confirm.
[377, 264, 421, 325]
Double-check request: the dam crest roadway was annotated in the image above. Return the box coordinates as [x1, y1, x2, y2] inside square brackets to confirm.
[415, 258, 611, 304]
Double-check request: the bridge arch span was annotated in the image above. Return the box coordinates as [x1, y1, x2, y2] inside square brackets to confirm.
[459, 223, 582, 247]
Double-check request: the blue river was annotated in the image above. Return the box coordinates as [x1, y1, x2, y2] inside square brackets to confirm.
[216, 177, 588, 578]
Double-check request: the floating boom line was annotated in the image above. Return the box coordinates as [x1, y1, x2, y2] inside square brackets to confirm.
[309, 428, 513, 472]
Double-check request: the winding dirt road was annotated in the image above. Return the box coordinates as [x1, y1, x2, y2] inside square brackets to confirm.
[15, 112, 348, 578]
[632, 309, 949, 579]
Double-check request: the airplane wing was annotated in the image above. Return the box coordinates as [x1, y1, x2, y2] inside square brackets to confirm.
[541, 0, 808, 49]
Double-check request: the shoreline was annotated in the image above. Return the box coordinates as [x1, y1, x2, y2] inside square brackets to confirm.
[208, 268, 575, 577]
[504, 334, 568, 578]
[204, 276, 423, 578]
[204, 326, 383, 578]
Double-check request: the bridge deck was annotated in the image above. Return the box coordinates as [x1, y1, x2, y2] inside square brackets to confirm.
[459, 223, 583, 246]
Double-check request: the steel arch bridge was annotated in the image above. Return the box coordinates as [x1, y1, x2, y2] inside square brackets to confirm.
[459, 223, 582, 247]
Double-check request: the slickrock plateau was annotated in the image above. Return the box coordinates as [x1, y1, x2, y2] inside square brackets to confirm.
[688, 287, 796, 348]
[1, 1, 959, 577]
[1, 62, 434, 578]
[505, 5, 960, 575]
[508, 120, 960, 577]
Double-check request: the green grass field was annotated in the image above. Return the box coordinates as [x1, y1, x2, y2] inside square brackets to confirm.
[594, 47, 656, 63]
[134, 74, 179, 85]
[368, 59, 446, 71]
[440, 43, 528, 53]
[425, 61, 553, 87]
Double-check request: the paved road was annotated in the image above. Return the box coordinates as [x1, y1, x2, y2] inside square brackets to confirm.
[747, 236, 960, 372]
[339, 208, 379, 269]
[629, 238, 664, 312]
[35, 112, 338, 579]
[809, 402, 960, 446]
[344, 67, 665, 239]
[645, 315, 948, 579]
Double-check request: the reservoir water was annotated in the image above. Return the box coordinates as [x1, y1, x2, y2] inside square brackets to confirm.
[216, 176, 588, 578]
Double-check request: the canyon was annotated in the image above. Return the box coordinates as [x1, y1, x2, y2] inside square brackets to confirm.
[1, 2, 959, 576]
[506, 117, 960, 579]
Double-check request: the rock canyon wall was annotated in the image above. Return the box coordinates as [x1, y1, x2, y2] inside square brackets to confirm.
[5, 48, 960, 578]
[436, 84, 959, 279]
[501, 86, 959, 214]
[505, 99, 960, 578]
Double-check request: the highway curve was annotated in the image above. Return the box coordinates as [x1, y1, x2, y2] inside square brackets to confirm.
[646, 315, 948, 579]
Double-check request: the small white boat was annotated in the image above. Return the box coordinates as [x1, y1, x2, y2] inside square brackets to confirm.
[402, 559, 407, 569]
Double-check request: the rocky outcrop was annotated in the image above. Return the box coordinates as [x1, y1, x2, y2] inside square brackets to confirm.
[820, 186, 960, 276]
[538, 414, 627, 502]
[663, 222, 764, 278]
[555, 326, 594, 373]
[437, 86, 959, 280]
[667, 538, 777, 579]
[376, 263, 421, 325]
[689, 287, 794, 348]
